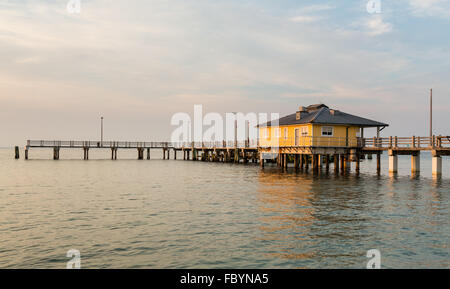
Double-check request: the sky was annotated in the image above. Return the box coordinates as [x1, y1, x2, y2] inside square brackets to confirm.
[1, 0, 450, 146]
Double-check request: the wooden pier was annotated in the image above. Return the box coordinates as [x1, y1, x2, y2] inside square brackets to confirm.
[22, 136, 450, 177]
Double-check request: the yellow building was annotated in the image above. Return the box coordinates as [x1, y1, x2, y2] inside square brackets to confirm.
[258, 104, 388, 148]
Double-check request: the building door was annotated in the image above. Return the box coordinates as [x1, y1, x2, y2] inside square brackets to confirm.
[295, 128, 300, 146]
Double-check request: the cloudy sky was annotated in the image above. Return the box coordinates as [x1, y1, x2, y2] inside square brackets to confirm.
[1, 0, 450, 146]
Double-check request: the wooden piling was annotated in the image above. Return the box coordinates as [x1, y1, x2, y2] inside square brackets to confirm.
[411, 152, 420, 174]
[15, 146, 20, 159]
[377, 153, 381, 174]
[312, 154, 319, 173]
[83, 147, 88, 160]
[388, 150, 398, 174]
[334, 154, 339, 173]
[53, 147, 60, 160]
[138, 148, 144, 160]
[355, 152, 360, 174]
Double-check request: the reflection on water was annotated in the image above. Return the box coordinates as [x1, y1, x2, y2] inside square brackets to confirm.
[0, 149, 448, 268]
[256, 168, 448, 268]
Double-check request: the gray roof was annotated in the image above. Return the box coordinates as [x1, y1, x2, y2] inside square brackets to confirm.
[259, 104, 388, 128]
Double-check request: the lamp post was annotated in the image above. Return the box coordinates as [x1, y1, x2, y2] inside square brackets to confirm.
[232, 112, 237, 148]
[430, 88, 433, 138]
[101, 116, 104, 146]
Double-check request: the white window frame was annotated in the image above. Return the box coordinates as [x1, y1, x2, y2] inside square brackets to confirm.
[284, 128, 288, 140]
[301, 126, 308, 137]
[321, 126, 334, 137]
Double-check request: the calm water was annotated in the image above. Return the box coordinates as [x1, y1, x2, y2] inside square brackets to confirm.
[0, 148, 448, 268]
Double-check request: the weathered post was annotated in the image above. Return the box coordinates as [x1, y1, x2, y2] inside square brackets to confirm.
[53, 147, 60, 160]
[313, 154, 319, 173]
[294, 154, 299, 170]
[355, 153, 360, 174]
[147, 148, 150, 160]
[260, 153, 264, 168]
[411, 152, 420, 174]
[377, 153, 381, 175]
[15, 146, 20, 159]
[334, 154, 339, 173]
[388, 150, 398, 174]
[340, 154, 345, 172]
[432, 152, 442, 178]
[25, 148, 29, 160]
[432, 156, 442, 177]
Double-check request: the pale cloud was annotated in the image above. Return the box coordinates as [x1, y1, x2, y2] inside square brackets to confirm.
[290, 15, 322, 23]
[289, 4, 333, 23]
[363, 15, 393, 36]
[408, 0, 450, 17]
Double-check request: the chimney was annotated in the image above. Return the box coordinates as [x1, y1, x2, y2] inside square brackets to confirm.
[296, 106, 308, 120]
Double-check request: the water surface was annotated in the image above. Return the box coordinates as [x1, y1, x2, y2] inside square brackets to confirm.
[0, 148, 448, 268]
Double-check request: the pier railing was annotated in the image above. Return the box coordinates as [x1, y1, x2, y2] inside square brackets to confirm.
[173, 140, 258, 149]
[27, 140, 172, 149]
[27, 140, 260, 149]
[27, 136, 450, 150]
[259, 136, 361, 148]
[362, 136, 450, 149]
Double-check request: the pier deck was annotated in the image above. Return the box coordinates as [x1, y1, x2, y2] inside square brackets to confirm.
[22, 136, 450, 177]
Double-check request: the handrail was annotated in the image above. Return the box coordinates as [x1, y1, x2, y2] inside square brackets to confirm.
[362, 136, 450, 149]
[26, 136, 450, 150]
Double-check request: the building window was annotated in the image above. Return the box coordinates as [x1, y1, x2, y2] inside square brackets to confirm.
[321, 126, 333, 136]
[274, 128, 281, 138]
[263, 128, 270, 139]
[284, 128, 288, 140]
[301, 126, 308, 136]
